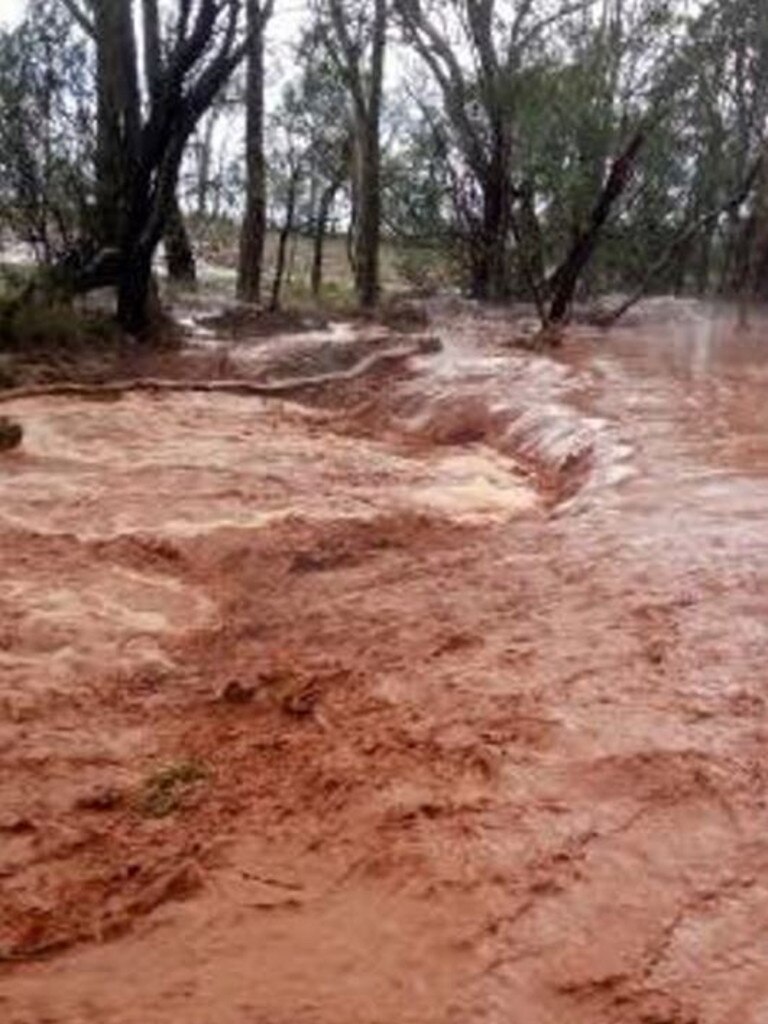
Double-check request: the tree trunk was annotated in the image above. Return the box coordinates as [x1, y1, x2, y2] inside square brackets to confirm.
[743, 149, 768, 303]
[117, 252, 154, 336]
[597, 158, 762, 326]
[311, 181, 339, 298]
[466, 128, 512, 301]
[238, 1, 270, 304]
[549, 129, 645, 323]
[165, 198, 197, 285]
[269, 171, 298, 312]
[67, 0, 248, 336]
[327, 0, 386, 310]
[92, 0, 141, 249]
[353, 124, 381, 308]
[196, 112, 217, 218]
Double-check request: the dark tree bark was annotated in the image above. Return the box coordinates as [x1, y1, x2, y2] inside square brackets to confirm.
[470, 148, 512, 299]
[164, 199, 197, 284]
[238, 0, 274, 304]
[353, 106, 383, 308]
[67, 0, 247, 335]
[741, 144, 768, 303]
[548, 130, 645, 323]
[269, 166, 300, 312]
[596, 155, 763, 326]
[117, 249, 154, 334]
[142, 0, 197, 287]
[311, 178, 342, 298]
[91, 0, 140, 249]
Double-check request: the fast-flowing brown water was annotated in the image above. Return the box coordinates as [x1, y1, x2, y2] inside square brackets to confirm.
[2, 304, 768, 1024]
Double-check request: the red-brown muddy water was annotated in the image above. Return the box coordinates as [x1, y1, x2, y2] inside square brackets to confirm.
[2, 303, 768, 1024]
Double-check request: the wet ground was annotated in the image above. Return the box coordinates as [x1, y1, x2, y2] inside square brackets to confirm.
[2, 302, 768, 1023]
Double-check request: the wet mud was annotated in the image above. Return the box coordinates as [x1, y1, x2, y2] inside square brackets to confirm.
[2, 303, 768, 1023]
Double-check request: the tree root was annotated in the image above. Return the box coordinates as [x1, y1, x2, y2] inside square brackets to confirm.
[0, 339, 436, 405]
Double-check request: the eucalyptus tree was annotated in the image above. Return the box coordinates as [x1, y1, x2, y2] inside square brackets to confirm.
[393, 0, 676, 318]
[0, 0, 93, 262]
[393, 0, 574, 301]
[292, 33, 353, 298]
[141, 0, 197, 286]
[314, 0, 387, 308]
[238, 0, 276, 304]
[59, 0, 248, 334]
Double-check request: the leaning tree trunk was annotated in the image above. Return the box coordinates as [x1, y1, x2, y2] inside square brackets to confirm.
[269, 169, 299, 312]
[238, 0, 271, 304]
[597, 157, 762, 326]
[549, 130, 645, 323]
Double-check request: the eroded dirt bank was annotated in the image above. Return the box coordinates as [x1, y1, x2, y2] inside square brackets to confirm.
[2, 306, 768, 1023]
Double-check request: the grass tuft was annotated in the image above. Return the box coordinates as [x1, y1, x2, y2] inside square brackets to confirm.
[140, 761, 208, 818]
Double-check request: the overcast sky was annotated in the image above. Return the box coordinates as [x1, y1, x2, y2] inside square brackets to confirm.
[0, 0, 313, 40]
[0, 0, 330, 82]
[0, 0, 24, 27]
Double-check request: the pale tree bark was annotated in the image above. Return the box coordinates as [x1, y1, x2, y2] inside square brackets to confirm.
[195, 110, 218, 218]
[325, 0, 387, 309]
[238, 0, 275, 304]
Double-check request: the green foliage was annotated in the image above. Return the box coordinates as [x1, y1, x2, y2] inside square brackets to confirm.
[391, 243, 457, 295]
[1, 0, 765, 323]
[0, 267, 119, 352]
[0, 303, 115, 352]
[0, 0, 94, 262]
[279, 276, 359, 316]
[393, 0, 768, 301]
[381, 112, 456, 244]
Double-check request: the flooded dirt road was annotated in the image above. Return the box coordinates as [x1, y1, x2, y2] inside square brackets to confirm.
[2, 305, 768, 1023]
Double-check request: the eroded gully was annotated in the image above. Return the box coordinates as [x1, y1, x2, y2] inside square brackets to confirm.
[2, 303, 768, 1024]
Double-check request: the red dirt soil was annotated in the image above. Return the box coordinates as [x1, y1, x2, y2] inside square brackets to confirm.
[2, 306, 768, 1023]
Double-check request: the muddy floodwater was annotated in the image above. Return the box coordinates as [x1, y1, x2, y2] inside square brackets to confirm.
[2, 303, 768, 1024]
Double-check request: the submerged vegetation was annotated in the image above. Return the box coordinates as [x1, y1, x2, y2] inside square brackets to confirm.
[140, 761, 209, 819]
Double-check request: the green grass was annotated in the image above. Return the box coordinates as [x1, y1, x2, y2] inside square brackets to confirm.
[181, 225, 453, 309]
[0, 300, 119, 352]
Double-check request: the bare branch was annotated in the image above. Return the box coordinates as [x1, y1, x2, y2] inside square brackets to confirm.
[59, 0, 95, 37]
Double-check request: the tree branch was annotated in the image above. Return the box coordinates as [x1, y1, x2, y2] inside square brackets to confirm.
[60, 0, 95, 38]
